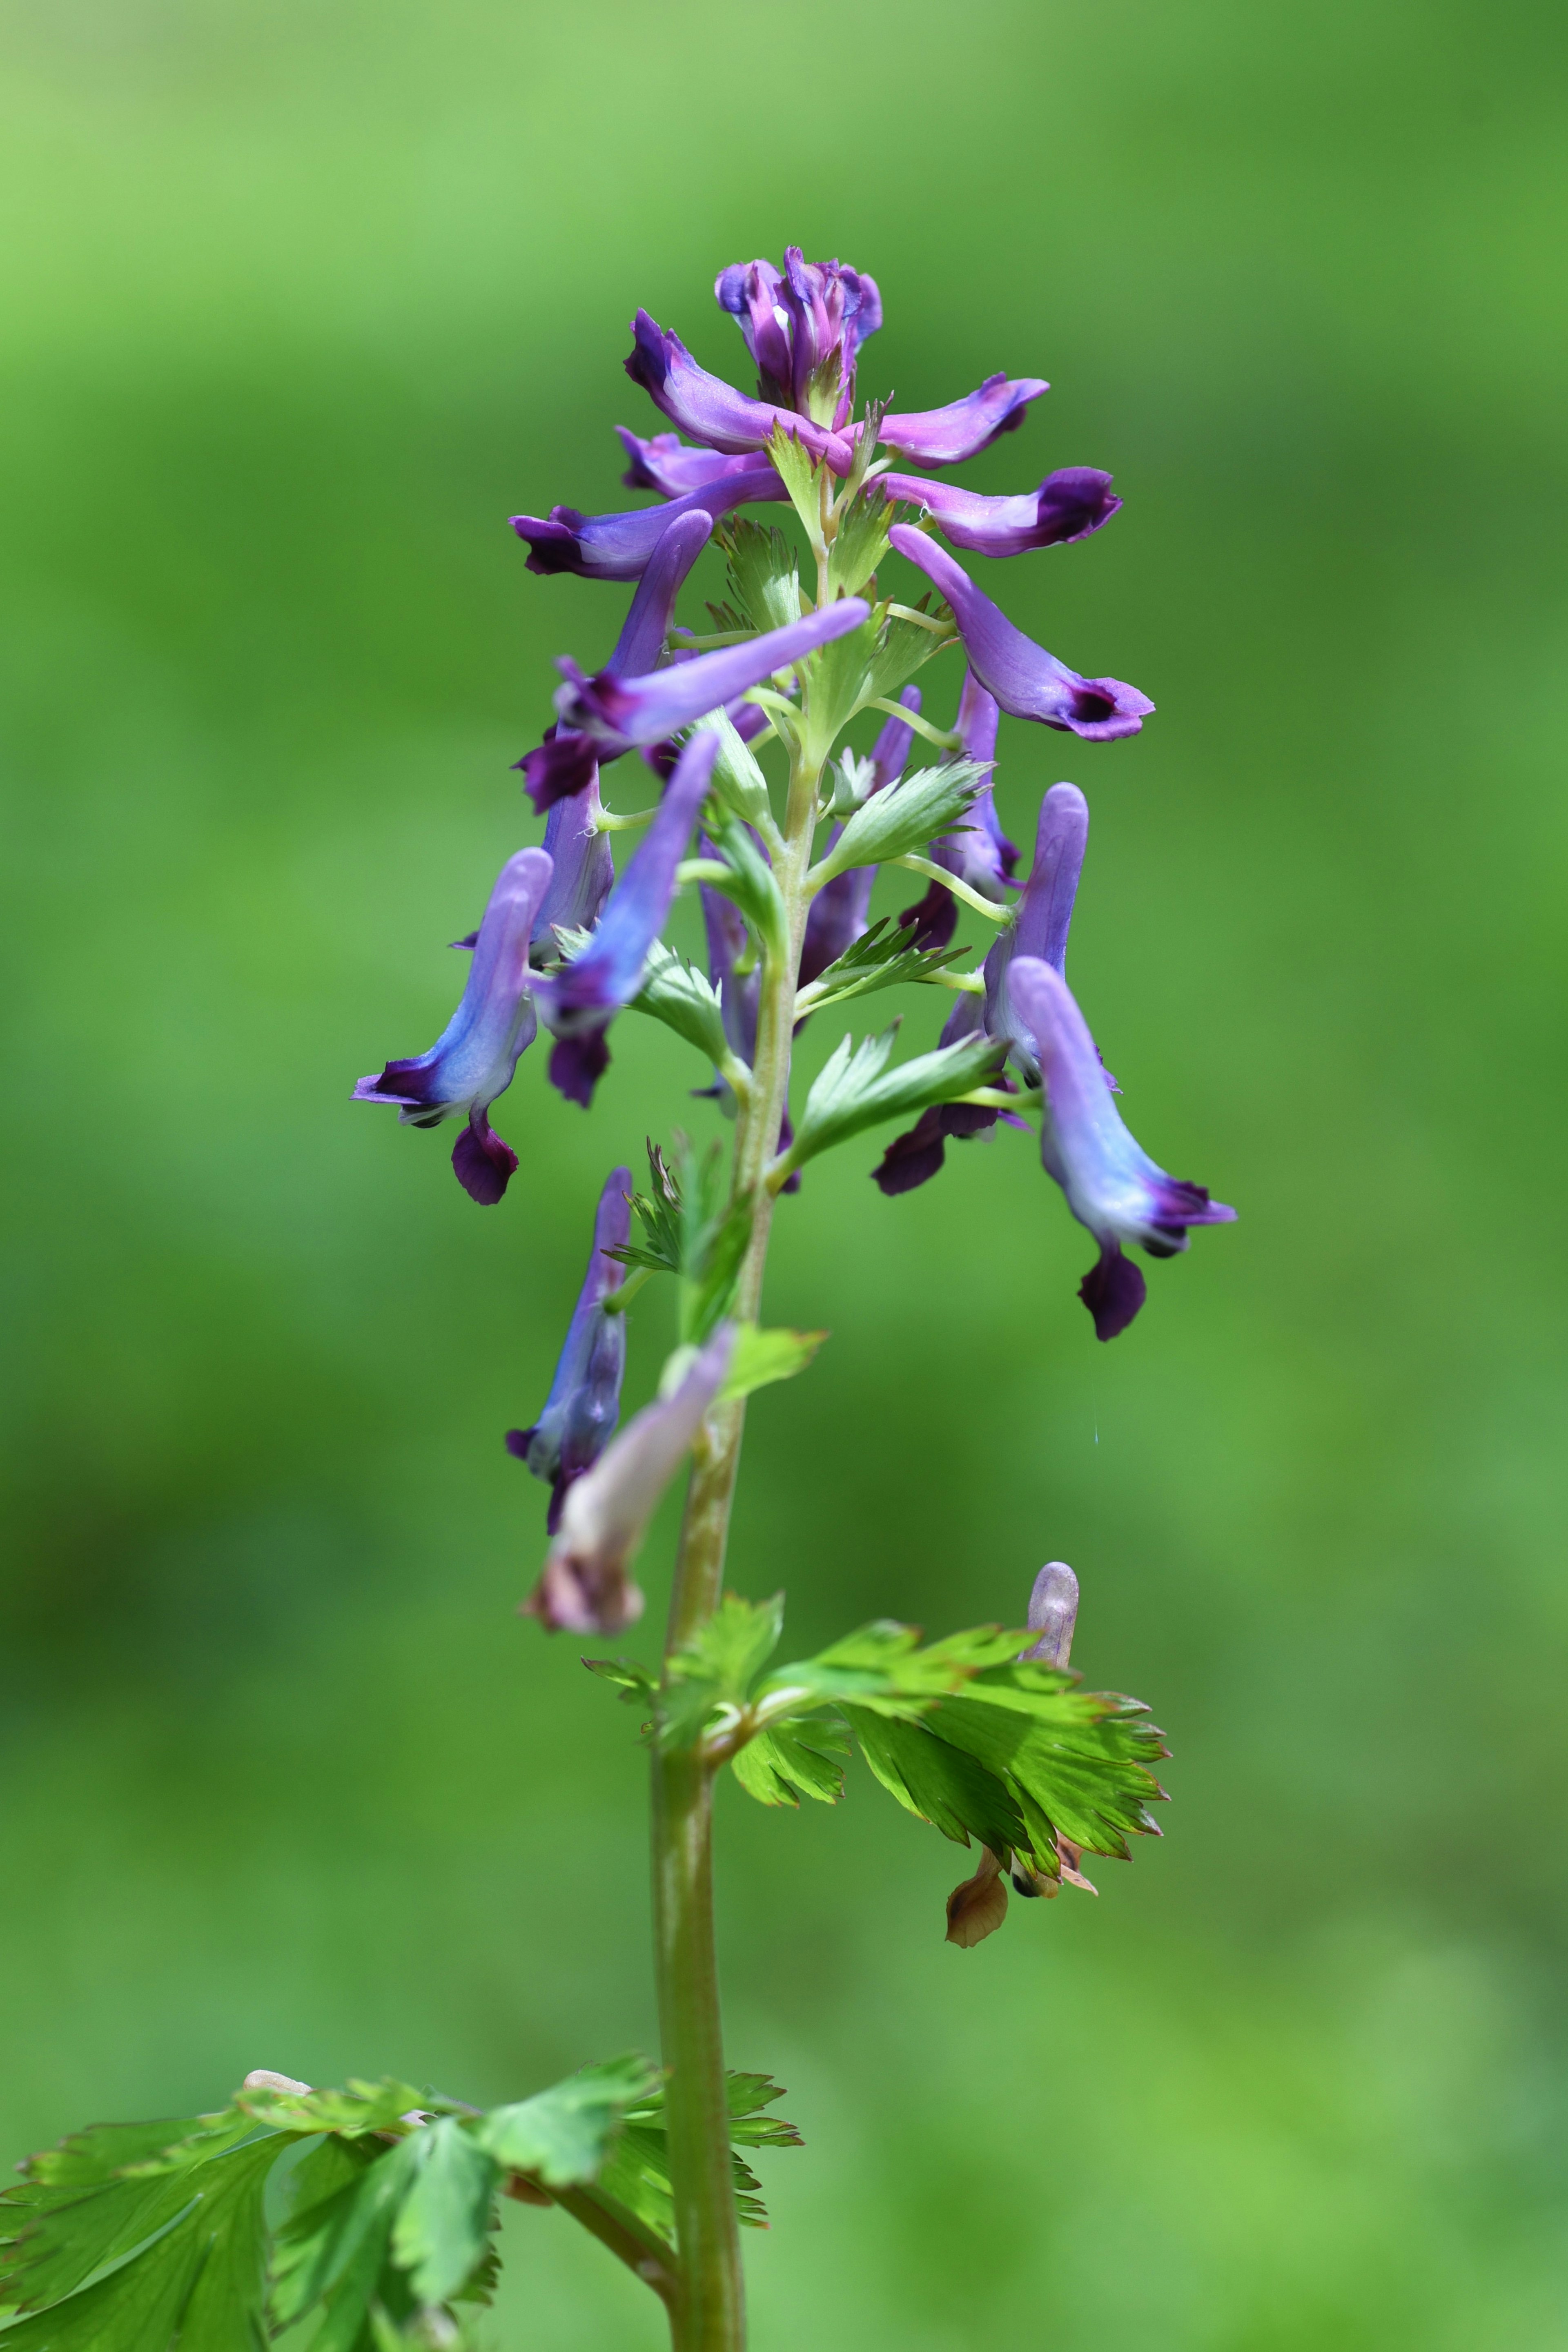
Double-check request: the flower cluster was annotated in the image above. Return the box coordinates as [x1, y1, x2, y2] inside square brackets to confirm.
[353, 246, 1235, 1617]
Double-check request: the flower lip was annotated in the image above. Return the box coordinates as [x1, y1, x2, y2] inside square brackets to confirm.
[510, 468, 781, 583]
[879, 373, 1049, 468]
[888, 524, 1153, 741]
[625, 310, 854, 472]
[881, 466, 1122, 559]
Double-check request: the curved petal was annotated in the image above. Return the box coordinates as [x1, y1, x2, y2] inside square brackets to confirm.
[510, 466, 782, 582]
[554, 598, 871, 747]
[882, 466, 1121, 557]
[889, 526, 1154, 740]
[509, 1167, 632, 1529]
[625, 310, 853, 471]
[880, 373, 1049, 467]
[617, 427, 762, 496]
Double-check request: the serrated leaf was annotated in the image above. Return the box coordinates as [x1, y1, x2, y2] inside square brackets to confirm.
[811, 759, 989, 886]
[473, 2059, 658, 2189]
[581, 1655, 657, 1707]
[700, 802, 788, 962]
[784, 1028, 1004, 1172]
[826, 484, 893, 601]
[719, 517, 802, 633]
[599, 2072, 800, 2237]
[390, 2121, 500, 2310]
[800, 610, 883, 765]
[238, 2079, 436, 2138]
[731, 1717, 850, 1809]
[845, 1707, 1031, 1861]
[794, 917, 968, 1018]
[718, 1324, 827, 1402]
[696, 708, 773, 829]
[662, 1594, 784, 1749]
[605, 1139, 755, 1343]
[628, 941, 730, 1068]
[764, 423, 824, 552]
[271, 2133, 421, 2352]
[863, 597, 956, 706]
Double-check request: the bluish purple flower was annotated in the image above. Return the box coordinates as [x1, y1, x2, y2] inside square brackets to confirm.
[895, 671, 1016, 950]
[540, 730, 722, 1106]
[889, 525, 1154, 741]
[519, 510, 716, 812]
[553, 598, 871, 748]
[881, 467, 1121, 559]
[799, 686, 920, 984]
[523, 1323, 736, 1634]
[534, 773, 616, 949]
[353, 846, 553, 1206]
[981, 783, 1089, 1074]
[625, 311, 853, 472]
[702, 874, 758, 1078]
[511, 467, 781, 583]
[713, 259, 793, 404]
[506, 1168, 631, 1531]
[1007, 956, 1236, 1340]
[880, 374, 1050, 468]
[616, 428, 762, 497]
[870, 990, 1010, 1195]
[715, 252, 882, 421]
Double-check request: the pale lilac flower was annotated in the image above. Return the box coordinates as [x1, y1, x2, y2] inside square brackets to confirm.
[881, 467, 1121, 558]
[534, 774, 616, 948]
[511, 467, 781, 583]
[1007, 957, 1236, 1340]
[523, 1324, 736, 1635]
[624, 311, 853, 472]
[880, 374, 1049, 467]
[353, 846, 553, 1205]
[1020, 1561, 1079, 1666]
[506, 1169, 631, 1531]
[889, 524, 1154, 740]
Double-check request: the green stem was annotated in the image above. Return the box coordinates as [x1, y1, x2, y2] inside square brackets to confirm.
[650, 713, 820, 2352]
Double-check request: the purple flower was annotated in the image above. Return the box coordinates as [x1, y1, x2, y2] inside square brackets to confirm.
[506, 1168, 631, 1531]
[1006, 956, 1236, 1340]
[539, 730, 722, 1106]
[880, 374, 1049, 468]
[715, 252, 882, 421]
[702, 875, 758, 1076]
[519, 510, 716, 812]
[894, 671, 1016, 949]
[625, 311, 853, 472]
[881, 467, 1121, 559]
[981, 783, 1089, 1073]
[353, 846, 553, 1206]
[1020, 1561, 1079, 1666]
[713, 259, 793, 404]
[799, 686, 920, 984]
[889, 525, 1154, 741]
[523, 1324, 736, 1635]
[511, 467, 781, 583]
[616, 428, 762, 497]
[870, 991, 1008, 1195]
[553, 598, 871, 748]
[534, 774, 615, 949]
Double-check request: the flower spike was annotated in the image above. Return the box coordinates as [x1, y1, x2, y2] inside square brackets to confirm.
[880, 466, 1122, 559]
[1006, 956, 1236, 1339]
[554, 599, 871, 748]
[353, 846, 553, 1205]
[511, 466, 781, 582]
[507, 1168, 632, 1531]
[523, 1324, 737, 1635]
[880, 373, 1049, 468]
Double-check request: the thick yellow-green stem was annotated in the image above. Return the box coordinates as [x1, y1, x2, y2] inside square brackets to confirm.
[650, 714, 822, 2352]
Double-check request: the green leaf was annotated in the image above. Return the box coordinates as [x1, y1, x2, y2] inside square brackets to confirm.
[389, 2122, 499, 2310]
[628, 941, 730, 1069]
[701, 802, 788, 962]
[764, 423, 825, 553]
[662, 1593, 784, 1749]
[800, 610, 883, 766]
[731, 1716, 851, 1808]
[826, 483, 895, 601]
[810, 759, 990, 886]
[783, 1027, 1005, 1173]
[845, 1706, 1029, 1859]
[862, 596, 957, 706]
[793, 916, 969, 1018]
[696, 707, 774, 829]
[604, 1138, 754, 1343]
[271, 2133, 421, 2351]
[472, 2059, 659, 2190]
[718, 1323, 827, 1402]
[598, 2072, 801, 2237]
[717, 517, 802, 633]
[581, 1655, 657, 1708]
[236, 2079, 437, 2138]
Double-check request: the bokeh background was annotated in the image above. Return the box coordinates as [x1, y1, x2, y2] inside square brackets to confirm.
[4, 0, 1567, 2342]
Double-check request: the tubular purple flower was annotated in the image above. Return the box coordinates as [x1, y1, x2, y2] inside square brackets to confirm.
[523, 1324, 737, 1635]
[539, 731, 721, 1107]
[553, 598, 871, 748]
[880, 467, 1122, 559]
[534, 775, 615, 951]
[777, 249, 880, 417]
[937, 670, 1018, 900]
[799, 685, 920, 984]
[1020, 1561, 1079, 1666]
[506, 1169, 631, 1532]
[714, 260, 792, 403]
[511, 468, 780, 584]
[982, 784, 1089, 1074]
[1007, 956, 1236, 1341]
[879, 374, 1050, 468]
[625, 311, 853, 471]
[616, 428, 762, 497]
[519, 512, 715, 812]
[353, 846, 553, 1206]
[870, 991, 1008, 1196]
[889, 525, 1154, 741]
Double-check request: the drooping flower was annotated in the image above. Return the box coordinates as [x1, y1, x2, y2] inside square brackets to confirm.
[880, 374, 1050, 468]
[533, 773, 616, 948]
[511, 466, 781, 582]
[539, 730, 722, 1106]
[624, 312, 852, 472]
[1006, 956, 1236, 1340]
[1019, 1560, 1079, 1666]
[616, 428, 762, 497]
[881, 466, 1121, 559]
[506, 1168, 631, 1531]
[353, 846, 553, 1205]
[980, 782, 1089, 1074]
[523, 1324, 736, 1635]
[889, 524, 1154, 740]
[895, 671, 1016, 952]
[518, 510, 716, 813]
[553, 598, 871, 749]
[799, 686, 920, 984]
[870, 990, 1009, 1196]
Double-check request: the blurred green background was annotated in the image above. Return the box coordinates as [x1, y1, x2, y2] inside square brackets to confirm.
[3, 0, 1566, 2342]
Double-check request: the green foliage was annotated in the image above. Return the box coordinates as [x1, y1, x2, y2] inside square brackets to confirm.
[780, 1027, 1005, 1174]
[597, 2073, 800, 2237]
[862, 596, 957, 705]
[628, 940, 731, 1070]
[730, 1716, 852, 1809]
[473, 2058, 659, 2189]
[696, 708, 774, 829]
[718, 1323, 828, 1402]
[826, 484, 895, 601]
[765, 423, 826, 554]
[793, 917, 970, 1018]
[717, 517, 802, 634]
[800, 609, 885, 766]
[662, 1593, 785, 1750]
[604, 1138, 753, 1344]
[810, 758, 991, 885]
[701, 800, 789, 961]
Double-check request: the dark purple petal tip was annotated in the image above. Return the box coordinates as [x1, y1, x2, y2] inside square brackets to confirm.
[1078, 1245, 1147, 1341]
[518, 728, 599, 814]
[549, 1029, 611, 1109]
[453, 1117, 518, 1205]
[504, 1426, 535, 1459]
